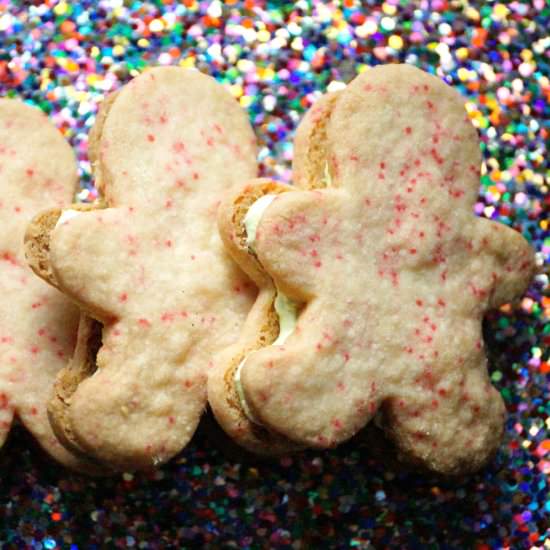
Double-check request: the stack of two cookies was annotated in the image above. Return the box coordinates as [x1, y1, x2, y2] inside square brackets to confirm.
[7, 65, 535, 475]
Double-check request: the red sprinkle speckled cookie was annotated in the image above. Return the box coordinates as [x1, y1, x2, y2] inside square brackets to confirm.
[25, 67, 258, 471]
[210, 64, 535, 475]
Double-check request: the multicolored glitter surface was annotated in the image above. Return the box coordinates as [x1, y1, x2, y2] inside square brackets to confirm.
[0, 1, 548, 548]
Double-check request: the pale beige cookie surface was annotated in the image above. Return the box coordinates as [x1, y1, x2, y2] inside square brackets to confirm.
[0, 99, 88, 469]
[26, 67, 257, 471]
[218, 64, 535, 475]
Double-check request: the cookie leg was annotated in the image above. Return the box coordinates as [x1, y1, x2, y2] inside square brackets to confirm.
[239, 297, 380, 448]
[64, 326, 204, 471]
[382, 363, 505, 475]
[49, 207, 135, 321]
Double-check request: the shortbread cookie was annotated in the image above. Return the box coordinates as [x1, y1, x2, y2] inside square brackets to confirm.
[0, 99, 89, 469]
[25, 67, 257, 471]
[212, 64, 535, 475]
[207, 95, 338, 456]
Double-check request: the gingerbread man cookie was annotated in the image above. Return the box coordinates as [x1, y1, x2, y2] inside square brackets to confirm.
[212, 64, 535, 474]
[0, 99, 88, 469]
[26, 67, 257, 471]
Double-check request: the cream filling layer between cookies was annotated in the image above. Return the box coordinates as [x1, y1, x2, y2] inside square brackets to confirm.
[56, 209, 81, 227]
[234, 194, 299, 425]
[244, 194, 276, 249]
[323, 160, 332, 187]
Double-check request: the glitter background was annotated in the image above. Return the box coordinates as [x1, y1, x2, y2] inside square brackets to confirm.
[0, 1, 548, 548]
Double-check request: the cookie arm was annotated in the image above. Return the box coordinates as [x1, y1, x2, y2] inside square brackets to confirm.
[475, 218, 535, 308]
[48, 207, 138, 322]
[217, 178, 292, 287]
[255, 189, 344, 300]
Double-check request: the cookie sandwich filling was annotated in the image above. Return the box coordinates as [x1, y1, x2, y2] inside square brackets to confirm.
[234, 194, 300, 424]
[322, 160, 332, 187]
[55, 209, 81, 227]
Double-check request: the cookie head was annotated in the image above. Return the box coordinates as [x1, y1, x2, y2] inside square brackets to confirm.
[0, 99, 85, 468]
[233, 64, 535, 474]
[32, 68, 258, 470]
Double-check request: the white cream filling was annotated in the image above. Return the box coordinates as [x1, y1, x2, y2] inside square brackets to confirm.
[272, 292, 299, 345]
[235, 193, 300, 424]
[56, 209, 81, 227]
[234, 357, 257, 423]
[243, 193, 276, 249]
[322, 160, 332, 187]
